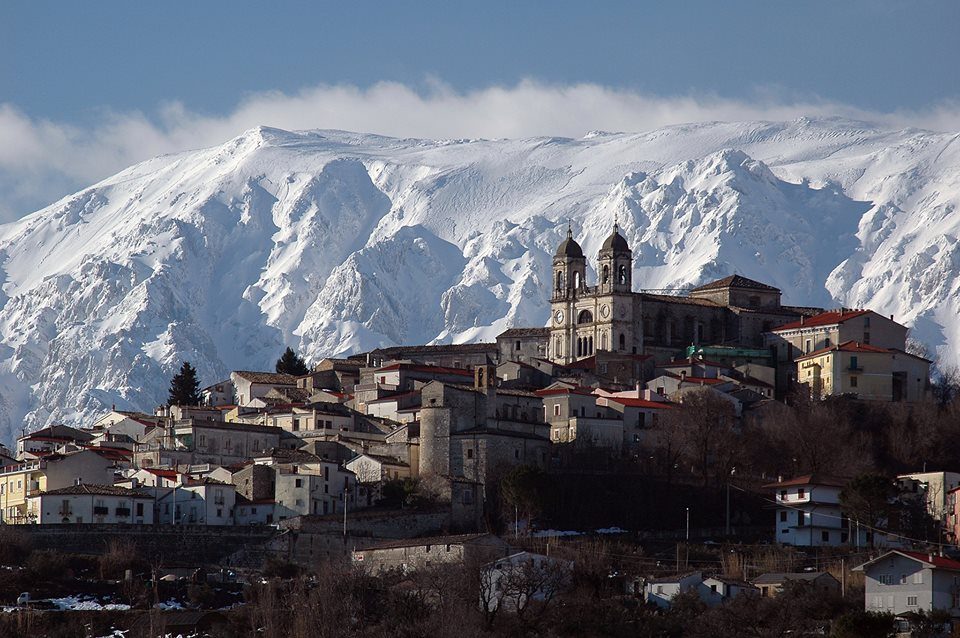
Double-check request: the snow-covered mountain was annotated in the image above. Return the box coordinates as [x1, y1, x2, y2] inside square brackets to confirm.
[1, 117, 959, 444]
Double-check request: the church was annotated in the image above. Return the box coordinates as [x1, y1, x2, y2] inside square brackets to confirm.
[548, 224, 821, 366]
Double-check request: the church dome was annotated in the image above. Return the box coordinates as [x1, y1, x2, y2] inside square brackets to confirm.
[555, 226, 584, 258]
[602, 226, 630, 252]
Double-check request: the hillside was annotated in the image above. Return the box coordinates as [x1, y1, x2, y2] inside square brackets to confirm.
[0, 117, 958, 442]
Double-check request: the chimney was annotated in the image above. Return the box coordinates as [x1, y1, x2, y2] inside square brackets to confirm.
[800, 316, 804, 325]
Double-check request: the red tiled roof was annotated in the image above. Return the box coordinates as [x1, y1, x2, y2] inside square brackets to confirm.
[899, 551, 960, 571]
[143, 468, 180, 479]
[763, 474, 848, 488]
[796, 340, 892, 361]
[772, 309, 872, 332]
[681, 376, 724, 385]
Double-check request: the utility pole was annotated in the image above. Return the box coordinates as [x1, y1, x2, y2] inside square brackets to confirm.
[841, 558, 846, 598]
[686, 507, 690, 541]
[342, 489, 348, 538]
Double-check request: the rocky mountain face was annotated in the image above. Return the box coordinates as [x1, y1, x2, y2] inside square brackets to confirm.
[1, 117, 958, 443]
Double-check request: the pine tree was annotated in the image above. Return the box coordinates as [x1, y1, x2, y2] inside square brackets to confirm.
[168, 361, 202, 406]
[275, 346, 309, 376]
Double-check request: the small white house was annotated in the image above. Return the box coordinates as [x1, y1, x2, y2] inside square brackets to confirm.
[154, 479, 235, 525]
[481, 551, 573, 613]
[766, 474, 879, 547]
[645, 572, 704, 609]
[234, 495, 275, 525]
[28, 484, 154, 524]
[854, 550, 960, 618]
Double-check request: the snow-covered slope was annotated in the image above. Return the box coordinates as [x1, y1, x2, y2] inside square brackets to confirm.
[1, 117, 959, 443]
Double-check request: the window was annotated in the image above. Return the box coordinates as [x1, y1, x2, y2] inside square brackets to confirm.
[797, 511, 805, 527]
[136, 503, 143, 517]
[805, 339, 812, 354]
[850, 355, 859, 370]
[824, 337, 831, 348]
[619, 333, 625, 351]
[879, 574, 895, 585]
[780, 490, 787, 500]
[553, 404, 560, 417]
[907, 596, 918, 607]
[914, 572, 923, 584]
[850, 376, 858, 388]
[514, 449, 520, 459]
[798, 488, 805, 499]
[900, 574, 907, 584]
[821, 531, 829, 542]
[863, 332, 870, 344]
[295, 479, 302, 488]
[515, 340, 521, 351]
[780, 511, 787, 522]
[466, 449, 474, 459]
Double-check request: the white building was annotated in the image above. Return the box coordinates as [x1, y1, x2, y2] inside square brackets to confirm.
[480, 551, 573, 613]
[897, 471, 960, 522]
[27, 484, 154, 524]
[645, 572, 706, 609]
[230, 371, 297, 407]
[855, 550, 960, 618]
[766, 474, 874, 547]
[154, 479, 236, 525]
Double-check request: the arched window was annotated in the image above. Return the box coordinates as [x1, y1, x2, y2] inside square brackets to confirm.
[619, 333, 625, 351]
[601, 332, 607, 351]
[588, 336, 593, 355]
[477, 368, 485, 387]
[618, 264, 628, 285]
[573, 271, 581, 289]
[577, 310, 594, 324]
[556, 337, 562, 357]
[556, 271, 564, 291]
[602, 265, 610, 284]
[576, 338, 582, 357]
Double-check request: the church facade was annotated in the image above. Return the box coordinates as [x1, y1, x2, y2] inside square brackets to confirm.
[548, 225, 821, 366]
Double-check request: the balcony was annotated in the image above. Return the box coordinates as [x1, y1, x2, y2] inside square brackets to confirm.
[115, 508, 130, 517]
[93, 506, 109, 516]
[58, 509, 73, 518]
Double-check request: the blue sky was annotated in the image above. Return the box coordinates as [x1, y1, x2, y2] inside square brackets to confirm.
[0, 0, 958, 220]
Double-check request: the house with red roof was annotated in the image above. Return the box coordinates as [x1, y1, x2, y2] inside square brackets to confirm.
[537, 384, 623, 449]
[854, 550, 960, 620]
[765, 308, 911, 395]
[794, 340, 930, 402]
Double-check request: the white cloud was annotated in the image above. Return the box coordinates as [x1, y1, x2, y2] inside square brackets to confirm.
[1, 80, 958, 222]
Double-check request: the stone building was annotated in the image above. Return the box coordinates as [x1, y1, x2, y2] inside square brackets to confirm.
[765, 308, 924, 396]
[352, 533, 510, 575]
[496, 327, 551, 364]
[418, 366, 550, 529]
[547, 224, 820, 369]
[361, 343, 498, 370]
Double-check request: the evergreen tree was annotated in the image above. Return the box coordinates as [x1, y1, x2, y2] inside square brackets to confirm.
[168, 361, 202, 406]
[276, 346, 309, 376]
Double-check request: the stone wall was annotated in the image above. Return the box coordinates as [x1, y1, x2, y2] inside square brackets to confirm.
[17, 524, 276, 565]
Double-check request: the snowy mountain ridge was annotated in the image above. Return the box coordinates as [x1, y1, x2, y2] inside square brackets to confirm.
[1, 116, 959, 444]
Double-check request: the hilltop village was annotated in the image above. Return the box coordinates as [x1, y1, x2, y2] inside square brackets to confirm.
[2, 225, 957, 637]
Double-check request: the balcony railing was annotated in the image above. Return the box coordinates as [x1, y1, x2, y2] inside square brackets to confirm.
[115, 508, 130, 517]
[93, 506, 109, 516]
